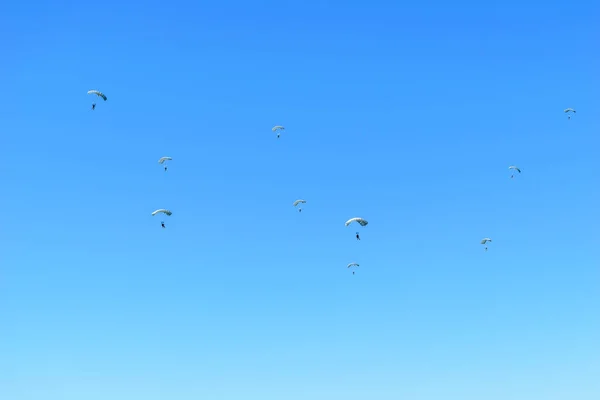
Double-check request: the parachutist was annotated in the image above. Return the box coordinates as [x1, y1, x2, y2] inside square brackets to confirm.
[158, 157, 172, 170]
[564, 108, 576, 119]
[352, 271, 355, 275]
[161, 221, 165, 228]
[91, 103, 96, 110]
[356, 233, 360, 240]
[293, 199, 306, 212]
[481, 238, 491, 250]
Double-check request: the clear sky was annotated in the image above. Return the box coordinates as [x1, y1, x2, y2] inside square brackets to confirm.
[1, 0, 599, 399]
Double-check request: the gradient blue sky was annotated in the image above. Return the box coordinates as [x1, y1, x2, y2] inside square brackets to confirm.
[1, 0, 599, 399]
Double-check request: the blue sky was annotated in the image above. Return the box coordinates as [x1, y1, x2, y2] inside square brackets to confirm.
[1, 0, 599, 399]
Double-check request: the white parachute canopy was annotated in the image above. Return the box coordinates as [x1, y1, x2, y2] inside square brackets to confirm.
[87, 90, 107, 101]
[293, 199, 306, 207]
[480, 238, 492, 245]
[564, 108, 576, 119]
[158, 156, 172, 164]
[152, 209, 172, 217]
[345, 217, 368, 227]
[509, 165, 521, 173]
[347, 263, 359, 268]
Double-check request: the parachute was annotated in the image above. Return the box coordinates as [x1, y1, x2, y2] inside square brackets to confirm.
[158, 156, 172, 171]
[87, 90, 107, 101]
[564, 108, 576, 119]
[293, 199, 306, 212]
[481, 237, 492, 251]
[272, 125, 285, 138]
[345, 217, 368, 227]
[152, 209, 172, 216]
[347, 262, 360, 275]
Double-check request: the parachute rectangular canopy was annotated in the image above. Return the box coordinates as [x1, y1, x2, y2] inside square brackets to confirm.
[152, 209, 172, 216]
[87, 90, 107, 101]
[345, 217, 368, 227]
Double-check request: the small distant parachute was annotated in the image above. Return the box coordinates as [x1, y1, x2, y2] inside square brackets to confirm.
[564, 108, 576, 119]
[509, 165, 521, 178]
[347, 263, 359, 268]
[345, 217, 368, 227]
[481, 237, 492, 251]
[152, 209, 172, 217]
[293, 199, 306, 212]
[158, 156, 172, 171]
[87, 90, 107, 101]
[272, 125, 285, 138]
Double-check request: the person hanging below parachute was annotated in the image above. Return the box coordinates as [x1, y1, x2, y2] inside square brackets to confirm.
[272, 125, 285, 138]
[509, 165, 521, 179]
[564, 108, 576, 120]
[293, 199, 306, 212]
[481, 237, 492, 251]
[158, 156, 172, 171]
[347, 262, 359, 275]
[152, 209, 172, 228]
[87, 90, 107, 110]
[345, 217, 368, 240]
